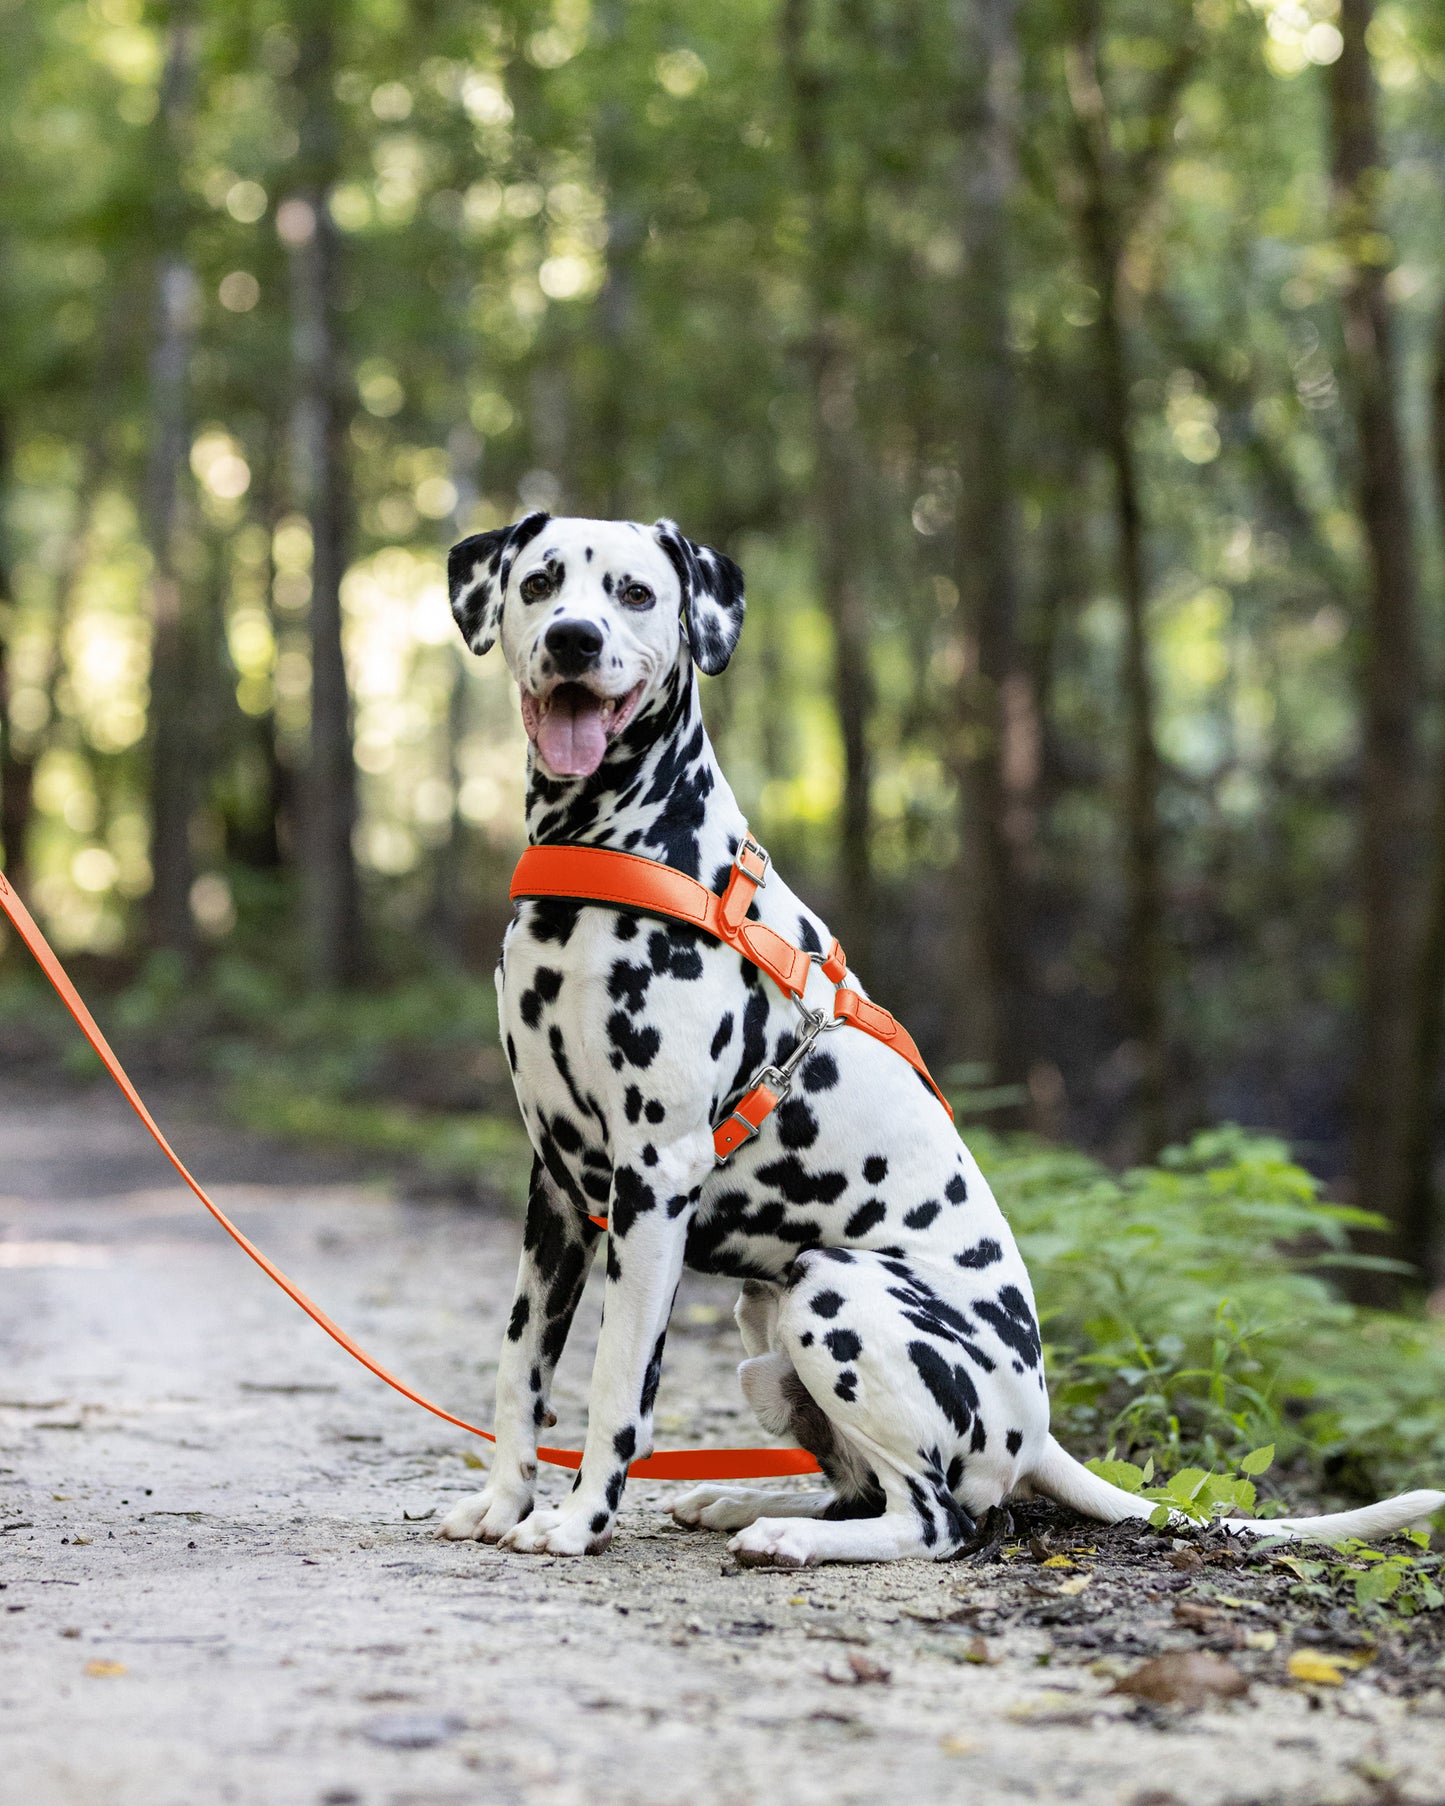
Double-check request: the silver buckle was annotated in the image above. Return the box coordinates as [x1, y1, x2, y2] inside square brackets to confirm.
[735, 833, 770, 888]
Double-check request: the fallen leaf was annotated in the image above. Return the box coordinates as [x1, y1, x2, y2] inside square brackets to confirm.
[787, 1595, 807, 1606]
[1058, 1574, 1092, 1596]
[401, 1507, 435, 1522]
[1041, 1554, 1076, 1570]
[1029, 1533, 1053, 1562]
[940, 1734, 980, 1756]
[1113, 1652, 1248, 1710]
[84, 1661, 126, 1679]
[1287, 1649, 1369, 1687]
[1166, 1547, 1205, 1573]
[461, 1451, 486, 1470]
[963, 1636, 991, 1664]
[71, 1534, 93, 1547]
[845, 1651, 891, 1685]
[1244, 1630, 1278, 1653]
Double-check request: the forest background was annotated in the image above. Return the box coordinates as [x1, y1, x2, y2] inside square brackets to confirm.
[6, 0, 1445, 1479]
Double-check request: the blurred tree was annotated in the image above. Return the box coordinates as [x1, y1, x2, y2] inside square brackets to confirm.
[284, 0, 363, 988]
[143, 6, 201, 958]
[1328, 0, 1423, 1294]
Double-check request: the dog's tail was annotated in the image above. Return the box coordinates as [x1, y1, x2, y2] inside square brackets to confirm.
[1028, 1435, 1444, 1544]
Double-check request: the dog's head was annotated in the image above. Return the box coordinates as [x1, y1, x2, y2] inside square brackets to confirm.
[447, 514, 744, 779]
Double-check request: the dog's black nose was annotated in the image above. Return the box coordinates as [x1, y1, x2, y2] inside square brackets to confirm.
[544, 619, 604, 676]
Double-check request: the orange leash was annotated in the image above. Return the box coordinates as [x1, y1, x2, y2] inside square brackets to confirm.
[0, 866, 818, 1481]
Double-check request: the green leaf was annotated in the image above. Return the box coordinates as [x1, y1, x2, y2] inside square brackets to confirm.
[1085, 1458, 1144, 1493]
[1239, 1445, 1275, 1476]
[1147, 1504, 1172, 1529]
[1167, 1467, 1210, 1503]
[1355, 1566, 1402, 1607]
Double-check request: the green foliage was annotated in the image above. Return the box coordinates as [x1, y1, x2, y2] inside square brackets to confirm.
[1084, 1444, 1273, 1525]
[1268, 1535, 1445, 1623]
[976, 1126, 1445, 1498]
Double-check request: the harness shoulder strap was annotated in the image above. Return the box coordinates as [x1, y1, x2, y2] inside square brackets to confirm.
[511, 838, 955, 1128]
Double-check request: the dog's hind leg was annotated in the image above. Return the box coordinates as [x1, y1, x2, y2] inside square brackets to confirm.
[734, 1279, 783, 1357]
[727, 1249, 999, 1566]
[670, 1345, 857, 1533]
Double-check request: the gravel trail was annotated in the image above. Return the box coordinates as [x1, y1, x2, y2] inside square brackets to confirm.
[3, 1078, 1444, 1805]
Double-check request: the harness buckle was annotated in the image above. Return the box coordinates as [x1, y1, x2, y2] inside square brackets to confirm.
[734, 834, 770, 887]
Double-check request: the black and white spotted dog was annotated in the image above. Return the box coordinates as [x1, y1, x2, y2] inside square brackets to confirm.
[435, 512, 1443, 1565]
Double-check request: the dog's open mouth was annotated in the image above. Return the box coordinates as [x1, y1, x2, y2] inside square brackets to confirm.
[520, 681, 645, 778]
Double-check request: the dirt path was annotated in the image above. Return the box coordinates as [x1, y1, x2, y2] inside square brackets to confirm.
[3, 1079, 1444, 1806]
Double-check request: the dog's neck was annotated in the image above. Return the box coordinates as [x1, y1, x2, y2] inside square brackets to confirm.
[522, 658, 745, 884]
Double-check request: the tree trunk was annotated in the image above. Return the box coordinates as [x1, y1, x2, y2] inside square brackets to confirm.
[952, 0, 1032, 1093]
[0, 411, 31, 896]
[143, 9, 200, 958]
[1399, 299, 1445, 1291]
[781, 0, 874, 961]
[590, 0, 642, 520]
[285, 0, 362, 988]
[1066, 20, 1168, 1157]
[1329, 0, 1423, 1294]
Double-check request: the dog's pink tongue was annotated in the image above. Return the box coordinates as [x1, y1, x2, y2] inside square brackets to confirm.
[536, 688, 608, 777]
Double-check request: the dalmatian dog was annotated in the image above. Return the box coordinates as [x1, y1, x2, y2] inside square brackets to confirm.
[434, 512, 1444, 1565]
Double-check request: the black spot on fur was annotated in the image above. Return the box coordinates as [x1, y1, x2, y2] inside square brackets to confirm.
[777, 1098, 819, 1149]
[527, 899, 581, 945]
[955, 1238, 1003, 1270]
[613, 1426, 637, 1462]
[800, 1052, 839, 1093]
[507, 1295, 531, 1341]
[640, 1329, 667, 1414]
[903, 1200, 940, 1231]
[519, 965, 563, 1028]
[756, 1155, 848, 1206]
[608, 960, 652, 1014]
[607, 1010, 661, 1069]
[973, 1285, 1042, 1370]
[605, 1468, 625, 1510]
[1006, 1429, 1023, 1455]
[844, 1199, 887, 1238]
[615, 914, 638, 941]
[624, 1086, 643, 1123]
[810, 1289, 844, 1319]
[645, 1099, 666, 1124]
[824, 1328, 862, 1363]
[945, 1173, 968, 1205]
[834, 1371, 858, 1402]
[710, 1012, 734, 1059]
[907, 1340, 980, 1436]
[591, 1511, 608, 1534]
[863, 1156, 888, 1184]
[610, 1165, 656, 1238]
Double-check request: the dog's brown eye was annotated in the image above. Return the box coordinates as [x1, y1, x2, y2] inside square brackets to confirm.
[622, 582, 654, 608]
[520, 570, 552, 602]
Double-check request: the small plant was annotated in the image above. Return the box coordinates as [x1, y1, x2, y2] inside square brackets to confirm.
[1267, 1534, 1445, 1621]
[1085, 1442, 1278, 1526]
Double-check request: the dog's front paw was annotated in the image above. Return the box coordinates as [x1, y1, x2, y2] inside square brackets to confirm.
[434, 1484, 532, 1543]
[499, 1505, 612, 1557]
[729, 1519, 818, 1569]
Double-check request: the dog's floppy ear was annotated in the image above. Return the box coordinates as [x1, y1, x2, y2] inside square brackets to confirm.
[447, 511, 550, 655]
[653, 519, 745, 676]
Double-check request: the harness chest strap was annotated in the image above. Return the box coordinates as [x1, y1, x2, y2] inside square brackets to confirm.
[510, 835, 953, 1212]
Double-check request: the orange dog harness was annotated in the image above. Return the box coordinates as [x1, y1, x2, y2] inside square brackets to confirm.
[510, 831, 953, 1228]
